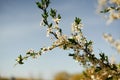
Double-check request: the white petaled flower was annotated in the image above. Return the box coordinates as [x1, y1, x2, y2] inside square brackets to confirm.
[79, 37, 86, 49]
[56, 30, 61, 37]
[97, 0, 107, 13]
[47, 45, 55, 50]
[53, 35, 67, 48]
[41, 47, 48, 53]
[16, 57, 20, 62]
[116, 41, 120, 53]
[29, 49, 34, 53]
[117, 44, 120, 53]
[97, 0, 120, 24]
[71, 23, 75, 32]
[103, 33, 120, 53]
[26, 49, 34, 54]
[72, 22, 77, 32]
[75, 34, 82, 42]
[88, 45, 93, 52]
[78, 23, 83, 29]
[71, 22, 83, 33]
[54, 24, 59, 29]
[103, 33, 113, 42]
[107, 10, 120, 24]
[53, 18, 61, 23]
[103, 33, 114, 45]
[46, 27, 52, 37]
[75, 60, 79, 63]
[91, 75, 96, 80]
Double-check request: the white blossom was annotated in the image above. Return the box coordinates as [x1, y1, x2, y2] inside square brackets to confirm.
[97, 0, 120, 24]
[71, 22, 83, 33]
[53, 18, 61, 23]
[107, 10, 120, 24]
[26, 49, 34, 54]
[96, 0, 107, 13]
[91, 75, 96, 80]
[53, 35, 68, 49]
[103, 33, 120, 53]
[46, 27, 52, 37]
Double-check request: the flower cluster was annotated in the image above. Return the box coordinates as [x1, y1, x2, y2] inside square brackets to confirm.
[16, 0, 120, 79]
[16, 0, 93, 65]
[103, 33, 120, 53]
[97, 0, 120, 24]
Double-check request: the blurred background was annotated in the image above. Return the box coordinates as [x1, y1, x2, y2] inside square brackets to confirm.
[0, 0, 120, 80]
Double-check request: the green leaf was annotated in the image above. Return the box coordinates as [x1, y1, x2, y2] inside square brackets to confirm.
[85, 40, 92, 47]
[36, 2, 43, 9]
[75, 17, 81, 24]
[43, 19, 48, 25]
[63, 44, 67, 50]
[45, 0, 50, 8]
[26, 51, 30, 55]
[41, 0, 46, 4]
[49, 23, 53, 27]
[59, 29, 62, 33]
[69, 53, 75, 56]
[68, 38, 77, 45]
[100, 8, 110, 13]
[50, 8, 56, 18]
[110, 64, 117, 70]
[17, 55, 24, 64]
[42, 12, 48, 19]
[95, 66, 101, 72]
[58, 14, 61, 19]
[99, 53, 105, 59]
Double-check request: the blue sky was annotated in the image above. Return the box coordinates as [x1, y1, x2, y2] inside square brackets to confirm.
[0, 0, 120, 79]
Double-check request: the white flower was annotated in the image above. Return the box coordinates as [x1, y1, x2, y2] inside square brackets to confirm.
[116, 42, 120, 53]
[75, 60, 79, 63]
[96, 0, 107, 13]
[75, 35, 81, 42]
[47, 46, 55, 50]
[41, 47, 48, 53]
[103, 33, 113, 42]
[91, 75, 96, 80]
[103, 33, 120, 53]
[53, 18, 61, 23]
[53, 35, 68, 48]
[46, 27, 52, 37]
[97, 0, 120, 24]
[26, 49, 34, 54]
[16, 57, 20, 62]
[71, 22, 83, 33]
[107, 11, 120, 24]
[54, 24, 59, 29]
[56, 30, 61, 37]
[88, 45, 93, 52]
